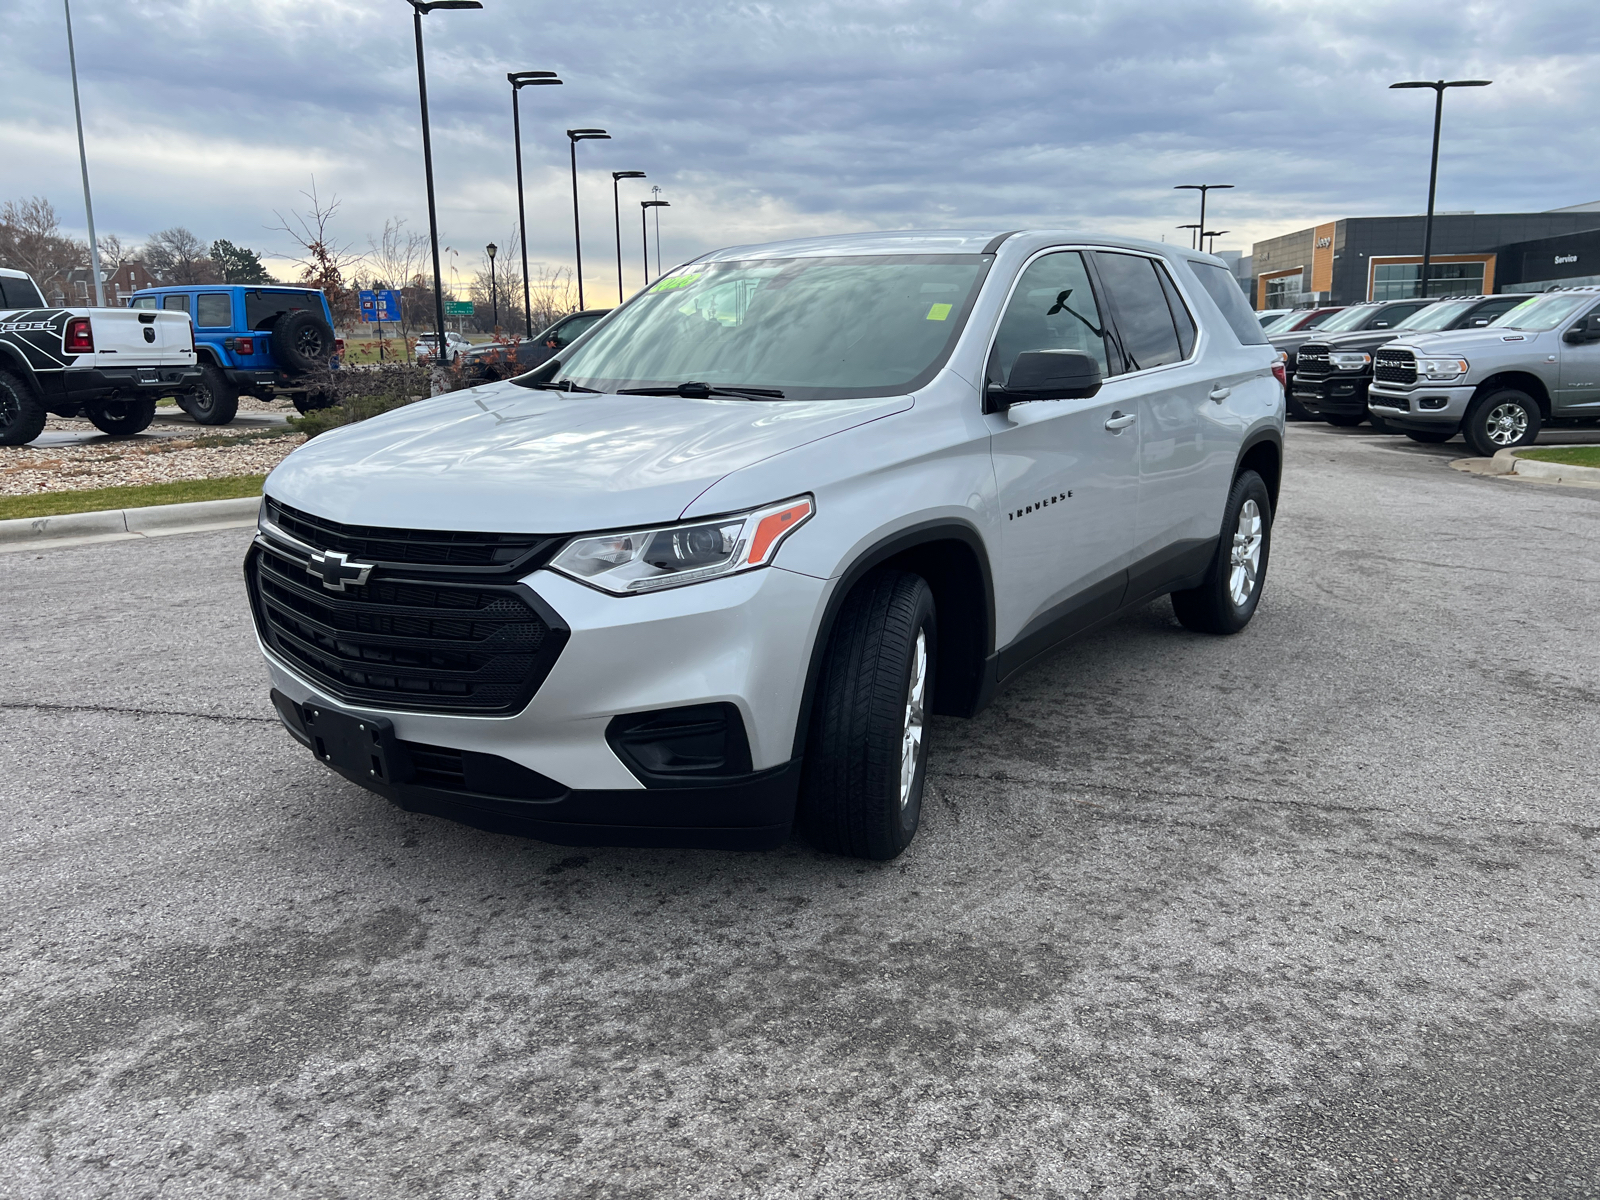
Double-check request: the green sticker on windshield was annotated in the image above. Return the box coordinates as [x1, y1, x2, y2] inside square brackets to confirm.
[650, 273, 700, 293]
[926, 303, 952, 321]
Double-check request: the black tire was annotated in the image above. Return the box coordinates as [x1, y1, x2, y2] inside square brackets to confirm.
[292, 389, 336, 414]
[799, 570, 937, 861]
[0, 369, 47, 446]
[272, 309, 337, 375]
[184, 363, 239, 425]
[1368, 411, 1394, 433]
[1462, 388, 1541, 457]
[1171, 470, 1272, 636]
[84, 395, 157, 437]
[1324, 413, 1365, 427]
[1405, 430, 1453, 444]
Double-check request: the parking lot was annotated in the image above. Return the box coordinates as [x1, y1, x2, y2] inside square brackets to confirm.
[2, 422, 1597, 1199]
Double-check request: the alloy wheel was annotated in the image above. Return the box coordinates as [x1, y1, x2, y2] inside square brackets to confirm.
[1229, 499, 1262, 608]
[899, 628, 928, 810]
[1485, 402, 1529, 446]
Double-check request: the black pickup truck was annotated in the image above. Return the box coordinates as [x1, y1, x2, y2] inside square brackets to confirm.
[1293, 295, 1523, 427]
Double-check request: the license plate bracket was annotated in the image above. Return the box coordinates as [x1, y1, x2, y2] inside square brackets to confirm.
[301, 702, 407, 789]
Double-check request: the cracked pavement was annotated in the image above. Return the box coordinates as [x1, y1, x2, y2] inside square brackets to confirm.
[2, 423, 1598, 1198]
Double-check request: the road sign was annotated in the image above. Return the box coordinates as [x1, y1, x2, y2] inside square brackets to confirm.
[357, 289, 401, 323]
[444, 300, 474, 317]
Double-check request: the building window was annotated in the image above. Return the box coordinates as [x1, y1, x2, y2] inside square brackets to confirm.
[1373, 261, 1485, 300]
[1264, 272, 1304, 307]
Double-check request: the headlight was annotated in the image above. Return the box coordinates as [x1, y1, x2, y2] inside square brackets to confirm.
[1417, 357, 1468, 380]
[549, 496, 814, 594]
[1330, 351, 1371, 371]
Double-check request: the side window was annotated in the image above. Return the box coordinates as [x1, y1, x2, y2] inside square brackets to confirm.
[554, 314, 601, 347]
[987, 251, 1110, 386]
[1188, 261, 1269, 346]
[1472, 299, 1518, 326]
[162, 294, 190, 313]
[130, 296, 158, 310]
[1371, 303, 1422, 329]
[1156, 265, 1197, 358]
[196, 293, 232, 328]
[1094, 252, 1184, 371]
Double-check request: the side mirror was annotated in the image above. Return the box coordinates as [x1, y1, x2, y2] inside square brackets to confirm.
[984, 349, 1102, 414]
[1563, 315, 1600, 344]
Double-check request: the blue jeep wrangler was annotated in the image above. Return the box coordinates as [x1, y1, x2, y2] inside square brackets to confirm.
[129, 285, 341, 424]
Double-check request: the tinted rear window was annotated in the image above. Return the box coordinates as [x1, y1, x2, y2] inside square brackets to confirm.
[162, 294, 189, 313]
[1095, 252, 1185, 370]
[2, 276, 47, 309]
[245, 290, 323, 331]
[197, 293, 232, 327]
[1187, 261, 1269, 345]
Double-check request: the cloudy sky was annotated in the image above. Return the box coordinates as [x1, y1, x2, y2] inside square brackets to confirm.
[5, 0, 1597, 300]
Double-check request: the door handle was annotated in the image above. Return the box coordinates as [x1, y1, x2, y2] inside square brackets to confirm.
[1104, 410, 1137, 432]
[1209, 385, 1232, 403]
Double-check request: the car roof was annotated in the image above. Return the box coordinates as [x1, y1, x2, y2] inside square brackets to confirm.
[692, 227, 1197, 264]
[132, 284, 321, 294]
[0, 267, 29, 280]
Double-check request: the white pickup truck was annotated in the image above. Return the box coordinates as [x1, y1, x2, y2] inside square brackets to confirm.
[0, 267, 202, 445]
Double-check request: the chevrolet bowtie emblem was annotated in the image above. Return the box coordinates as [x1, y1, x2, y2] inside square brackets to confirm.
[306, 549, 374, 592]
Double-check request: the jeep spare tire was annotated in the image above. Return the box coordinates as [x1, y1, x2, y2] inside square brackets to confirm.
[272, 309, 336, 375]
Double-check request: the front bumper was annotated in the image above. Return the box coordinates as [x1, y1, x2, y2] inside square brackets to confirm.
[61, 365, 202, 397]
[1290, 372, 1371, 416]
[254, 557, 830, 849]
[1367, 382, 1476, 430]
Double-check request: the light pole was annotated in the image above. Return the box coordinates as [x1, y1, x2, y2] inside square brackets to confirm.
[486, 241, 498, 331]
[508, 71, 562, 338]
[1390, 79, 1492, 297]
[650, 185, 665, 278]
[1177, 224, 1202, 250]
[1203, 230, 1230, 254]
[612, 170, 646, 303]
[63, 1, 104, 307]
[408, 0, 482, 363]
[566, 128, 611, 310]
[641, 200, 669, 284]
[1175, 184, 1233, 258]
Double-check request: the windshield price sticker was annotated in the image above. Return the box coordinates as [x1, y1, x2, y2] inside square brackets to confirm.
[650, 273, 701, 293]
[926, 303, 953, 321]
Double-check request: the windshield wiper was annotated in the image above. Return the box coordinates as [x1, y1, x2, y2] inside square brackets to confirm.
[617, 381, 786, 399]
[526, 378, 601, 393]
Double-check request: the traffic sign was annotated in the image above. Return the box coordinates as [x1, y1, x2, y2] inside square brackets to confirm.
[444, 300, 475, 317]
[358, 289, 401, 323]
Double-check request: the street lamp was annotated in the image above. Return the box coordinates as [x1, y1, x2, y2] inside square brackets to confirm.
[612, 171, 646, 303]
[641, 200, 669, 284]
[63, 1, 104, 307]
[1176, 223, 1202, 250]
[1390, 79, 1492, 297]
[408, 0, 482, 364]
[1175, 184, 1233, 257]
[486, 241, 497, 331]
[508, 71, 562, 338]
[1203, 230, 1230, 254]
[566, 128, 611, 310]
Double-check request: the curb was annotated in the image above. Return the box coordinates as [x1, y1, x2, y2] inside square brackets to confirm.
[0, 496, 261, 552]
[1450, 446, 1600, 489]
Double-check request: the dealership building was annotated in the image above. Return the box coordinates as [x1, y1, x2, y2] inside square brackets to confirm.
[1249, 200, 1600, 309]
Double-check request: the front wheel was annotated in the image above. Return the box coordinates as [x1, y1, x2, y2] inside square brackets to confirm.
[799, 570, 937, 861]
[1462, 389, 1541, 457]
[1324, 413, 1365, 427]
[1171, 470, 1272, 635]
[84, 395, 156, 436]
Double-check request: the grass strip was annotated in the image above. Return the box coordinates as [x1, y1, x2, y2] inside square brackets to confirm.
[0, 475, 266, 520]
[1515, 446, 1600, 469]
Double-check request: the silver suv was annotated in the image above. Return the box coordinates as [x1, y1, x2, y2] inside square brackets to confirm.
[1367, 286, 1600, 454]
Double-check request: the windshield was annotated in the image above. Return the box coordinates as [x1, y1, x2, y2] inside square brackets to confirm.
[1260, 313, 1299, 333]
[541, 254, 990, 400]
[1313, 305, 1376, 335]
[1491, 292, 1597, 332]
[1396, 302, 1470, 332]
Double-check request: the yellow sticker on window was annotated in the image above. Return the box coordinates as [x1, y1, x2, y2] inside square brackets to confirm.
[650, 273, 700, 293]
[926, 303, 952, 321]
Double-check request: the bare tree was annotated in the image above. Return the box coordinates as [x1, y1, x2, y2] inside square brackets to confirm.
[0, 197, 88, 297]
[142, 227, 219, 284]
[367, 216, 428, 340]
[95, 232, 129, 275]
[271, 179, 361, 328]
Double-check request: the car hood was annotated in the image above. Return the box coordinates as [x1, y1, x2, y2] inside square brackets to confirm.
[1268, 330, 1322, 351]
[1307, 328, 1406, 351]
[265, 381, 913, 533]
[1381, 327, 1550, 356]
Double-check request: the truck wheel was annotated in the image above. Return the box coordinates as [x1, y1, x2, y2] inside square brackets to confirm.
[799, 569, 937, 861]
[185, 364, 239, 425]
[85, 395, 157, 436]
[1405, 430, 1453, 444]
[1324, 414, 1365, 427]
[272, 310, 337, 375]
[1463, 389, 1541, 457]
[1171, 470, 1272, 636]
[0, 370, 47, 446]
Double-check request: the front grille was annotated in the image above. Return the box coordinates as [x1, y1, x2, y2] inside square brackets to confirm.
[1372, 394, 1408, 412]
[248, 513, 569, 715]
[1296, 344, 1331, 380]
[264, 497, 560, 573]
[1374, 350, 1417, 385]
[407, 742, 467, 788]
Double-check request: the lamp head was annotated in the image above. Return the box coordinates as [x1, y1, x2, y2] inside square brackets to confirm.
[509, 71, 562, 88]
[567, 128, 611, 142]
[641, 200, 670, 209]
[411, 1, 483, 12]
[613, 170, 647, 181]
[486, 243, 497, 260]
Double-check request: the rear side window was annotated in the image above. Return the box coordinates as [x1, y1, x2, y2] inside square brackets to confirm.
[1, 276, 47, 309]
[245, 290, 322, 331]
[130, 296, 158, 310]
[1156, 266, 1197, 358]
[162, 294, 190, 313]
[1187, 261, 1269, 346]
[196, 293, 232, 327]
[1094, 252, 1184, 371]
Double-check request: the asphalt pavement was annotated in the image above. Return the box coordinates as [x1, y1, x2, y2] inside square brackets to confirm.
[3, 423, 1598, 1199]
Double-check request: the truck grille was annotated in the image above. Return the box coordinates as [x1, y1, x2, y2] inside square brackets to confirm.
[247, 510, 569, 715]
[1296, 344, 1331, 381]
[1374, 350, 1417, 385]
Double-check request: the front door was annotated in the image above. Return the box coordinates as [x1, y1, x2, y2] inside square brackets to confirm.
[985, 249, 1138, 671]
[1558, 299, 1600, 413]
